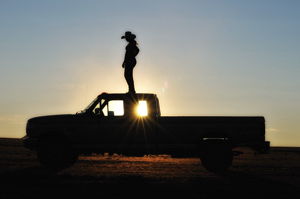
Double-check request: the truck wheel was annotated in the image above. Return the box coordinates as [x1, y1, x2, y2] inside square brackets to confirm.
[200, 147, 233, 172]
[37, 135, 77, 169]
[69, 151, 79, 166]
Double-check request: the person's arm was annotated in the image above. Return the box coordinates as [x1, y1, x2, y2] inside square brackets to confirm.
[134, 46, 140, 57]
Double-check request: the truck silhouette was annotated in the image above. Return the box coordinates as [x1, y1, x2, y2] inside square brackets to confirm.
[23, 93, 270, 172]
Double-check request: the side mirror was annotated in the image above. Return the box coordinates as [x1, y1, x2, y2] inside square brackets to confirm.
[108, 111, 114, 117]
[95, 108, 101, 114]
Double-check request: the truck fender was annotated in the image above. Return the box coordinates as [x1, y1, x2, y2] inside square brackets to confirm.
[37, 132, 72, 147]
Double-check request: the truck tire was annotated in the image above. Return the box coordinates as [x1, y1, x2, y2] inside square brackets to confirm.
[200, 146, 233, 172]
[37, 135, 78, 169]
[69, 150, 79, 166]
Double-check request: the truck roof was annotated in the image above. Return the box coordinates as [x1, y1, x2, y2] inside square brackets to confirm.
[98, 93, 158, 101]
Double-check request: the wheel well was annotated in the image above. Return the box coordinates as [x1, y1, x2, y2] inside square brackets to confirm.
[38, 132, 72, 146]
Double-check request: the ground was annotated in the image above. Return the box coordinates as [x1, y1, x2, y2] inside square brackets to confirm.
[1, 138, 300, 198]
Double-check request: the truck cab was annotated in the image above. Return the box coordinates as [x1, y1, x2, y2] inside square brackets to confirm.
[79, 92, 160, 118]
[72, 93, 161, 155]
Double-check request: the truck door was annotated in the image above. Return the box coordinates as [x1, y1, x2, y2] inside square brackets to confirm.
[75, 101, 106, 149]
[99, 98, 156, 155]
[99, 99, 125, 143]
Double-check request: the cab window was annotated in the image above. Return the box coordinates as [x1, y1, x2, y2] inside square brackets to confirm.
[93, 100, 124, 116]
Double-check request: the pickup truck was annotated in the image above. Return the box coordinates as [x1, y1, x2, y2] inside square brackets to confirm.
[23, 92, 270, 172]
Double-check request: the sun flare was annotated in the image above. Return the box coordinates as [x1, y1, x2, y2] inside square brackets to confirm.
[137, 101, 148, 116]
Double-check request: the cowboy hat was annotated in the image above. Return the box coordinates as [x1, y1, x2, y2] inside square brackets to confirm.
[121, 31, 136, 39]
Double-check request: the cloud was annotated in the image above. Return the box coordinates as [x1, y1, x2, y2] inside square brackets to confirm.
[266, 128, 280, 132]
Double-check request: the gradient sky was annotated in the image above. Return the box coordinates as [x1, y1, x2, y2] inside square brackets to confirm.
[1, 0, 300, 146]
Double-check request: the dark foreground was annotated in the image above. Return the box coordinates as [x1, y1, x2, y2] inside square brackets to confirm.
[1, 138, 300, 199]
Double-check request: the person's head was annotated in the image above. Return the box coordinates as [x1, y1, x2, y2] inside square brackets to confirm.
[121, 31, 137, 44]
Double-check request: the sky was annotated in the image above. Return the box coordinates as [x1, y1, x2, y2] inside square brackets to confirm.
[1, 0, 300, 146]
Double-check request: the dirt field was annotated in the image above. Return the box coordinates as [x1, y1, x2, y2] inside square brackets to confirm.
[1, 138, 300, 199]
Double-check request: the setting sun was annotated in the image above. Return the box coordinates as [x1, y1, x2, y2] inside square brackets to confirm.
[137, 101, 148, 116]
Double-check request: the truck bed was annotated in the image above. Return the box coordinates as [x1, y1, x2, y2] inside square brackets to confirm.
[156, 116, 266, 153]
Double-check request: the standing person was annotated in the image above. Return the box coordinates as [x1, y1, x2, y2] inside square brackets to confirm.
[121, 31, 139, 94]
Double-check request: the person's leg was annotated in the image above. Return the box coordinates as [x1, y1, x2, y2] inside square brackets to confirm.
[124, 65, 135, 93]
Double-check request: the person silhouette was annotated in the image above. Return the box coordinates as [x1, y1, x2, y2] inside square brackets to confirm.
[121, 31, 139, 94]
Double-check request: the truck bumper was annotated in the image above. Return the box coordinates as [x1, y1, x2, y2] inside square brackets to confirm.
[254, 141, 270, 154]
[23, 136, 38, 149]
